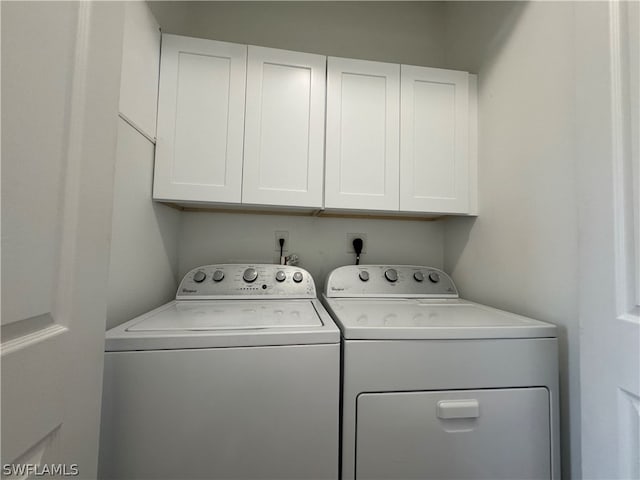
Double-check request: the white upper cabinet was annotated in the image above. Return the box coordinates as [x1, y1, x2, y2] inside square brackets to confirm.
[400, 65, 470, 213]
[154, 35, 247, 203]
[152, 34, 477, 215]
[325, 57, 400, 211]
[242, 46, 326, 208]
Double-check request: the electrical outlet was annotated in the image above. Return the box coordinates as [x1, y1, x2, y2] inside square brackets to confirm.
[275, 231, 289, 253]
[347, 233, 367, 254]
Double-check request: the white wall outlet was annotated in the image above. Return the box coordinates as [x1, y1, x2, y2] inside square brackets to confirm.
[275, 231, 289, 253]
[347, 233, 367, 254]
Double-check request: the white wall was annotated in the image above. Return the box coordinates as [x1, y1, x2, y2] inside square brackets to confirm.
[106, 120, 181, 329]
[179, 212, 444, 291]
[119, 1, 161, 138]
[106, 2, 181, 329]
[442, 3, 580, 478]
[147, 1, 447, 67]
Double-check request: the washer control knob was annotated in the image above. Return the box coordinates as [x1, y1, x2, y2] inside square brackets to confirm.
[359, 271, 370, 282]
[212, 270, 225, 282]
[292, 271, 304, 283]
[275, 270, 286, 282]
[193, 271, 206, 283]
[414, 271, 425, 282]
[384, 269, 398, 283]
[243, 268, 258, 283]
[428, 271, 441, 283]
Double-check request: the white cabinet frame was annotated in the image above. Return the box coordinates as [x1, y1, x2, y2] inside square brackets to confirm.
[154, 35, 247, 204]
[400, 65, 470, 213]
[325, 57, 400, 211]
[242, 46, 326, 208]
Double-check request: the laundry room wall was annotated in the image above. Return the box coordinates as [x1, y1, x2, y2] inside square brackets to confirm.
[178, 212, 444, 292]
[441, 2, 580, 478]
[147, 1, 450, 292]
[147, 1, 448, 68]
[106, 2, 181, 330]
[107, 1, 452, 328]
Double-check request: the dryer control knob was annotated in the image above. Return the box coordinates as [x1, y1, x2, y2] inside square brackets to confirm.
[359, 271, 370, 282]
[243, 268, 258, 283]
[292, 271, 304, 283]
[212, 270, 225, 282]
[384, 269, 398, 283]
[193, 271, 206, 283]
[428, 271, 441, 283]
[414, 271, 425, 282]
[275, 270, 286, 282]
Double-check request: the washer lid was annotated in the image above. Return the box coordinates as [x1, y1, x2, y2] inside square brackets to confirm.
[127, 301, 322, 331]
[105, 299, 339, 351]
[323, 298, 557, 340]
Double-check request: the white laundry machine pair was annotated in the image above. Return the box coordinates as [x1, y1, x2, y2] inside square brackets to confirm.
[98, 264, 340, 480]
[322, 265, 561, 480]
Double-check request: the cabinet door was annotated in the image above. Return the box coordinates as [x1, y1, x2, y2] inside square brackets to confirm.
[242, 46, 326, 208]
[154, 34, 246, 203]
[356, 388, 551, 480]
[325, 57, 400, 211]
[400, 65, 469, 213]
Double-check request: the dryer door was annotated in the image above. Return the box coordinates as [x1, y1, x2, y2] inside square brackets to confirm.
[356, 388, 551, 480]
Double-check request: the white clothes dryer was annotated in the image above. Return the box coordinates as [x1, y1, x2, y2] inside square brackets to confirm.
[99, 264, 339, 480]
[322, 265, 560, 480]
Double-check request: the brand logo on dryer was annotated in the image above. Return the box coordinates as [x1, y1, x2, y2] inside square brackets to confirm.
[182, 288, 197, 293]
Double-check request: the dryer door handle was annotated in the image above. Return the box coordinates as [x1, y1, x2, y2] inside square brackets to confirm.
[436, 399, 480, 419]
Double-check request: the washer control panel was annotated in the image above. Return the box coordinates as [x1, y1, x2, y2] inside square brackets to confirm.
[324, 265, 458, 298]
[177, 264, 315, 300]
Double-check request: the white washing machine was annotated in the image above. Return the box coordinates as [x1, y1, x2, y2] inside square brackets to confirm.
[99, 264, 340, 480]
[322, 265, 561, 480]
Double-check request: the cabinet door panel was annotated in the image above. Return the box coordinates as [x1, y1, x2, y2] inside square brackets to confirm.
[154, 35, 246, 203]
[400, 65, 469, 213]
[326, 58, 400, 211]
[243, 46, 326, 207]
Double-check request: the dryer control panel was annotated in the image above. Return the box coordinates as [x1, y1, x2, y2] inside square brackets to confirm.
[177, 264, 316, 300]
[324, 265, 458, 298]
